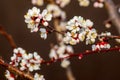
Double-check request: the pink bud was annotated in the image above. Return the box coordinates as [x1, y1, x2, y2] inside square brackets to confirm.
[78, 54, 83, 60]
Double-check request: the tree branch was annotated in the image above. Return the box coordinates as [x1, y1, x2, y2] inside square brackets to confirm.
[0, 25, 17, 49]
[0, 47, 119, 80]
[104, 0, 120, 34]
[0, 58, 34, 80]
[98, 34, 120, 39]
[41, 47, 120, 65]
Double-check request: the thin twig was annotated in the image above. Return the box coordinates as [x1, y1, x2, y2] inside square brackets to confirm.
[98, 35, 120, 39]
[0, 26, 17, 49]
[41, 47, 120, 64]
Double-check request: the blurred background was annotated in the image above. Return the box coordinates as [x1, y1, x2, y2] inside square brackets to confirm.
[0, 0, 120, 80]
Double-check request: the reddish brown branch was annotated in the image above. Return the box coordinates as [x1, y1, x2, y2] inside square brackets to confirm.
[0, 58, 33, 80]
[0, 26, 17, 49]
[41, 47, 120, 65]
[0, 47, 119, 80]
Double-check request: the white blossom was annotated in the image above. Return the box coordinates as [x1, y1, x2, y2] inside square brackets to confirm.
[47, 4, 66, 20]
[86, 29, 97, 45]
[20, 52, 42, 72]
[39, 28, 47, 40]
[10, 47, 26, 66]
[25, 7, 52, 34]
[10, 47, 43, 72]
[55, 0, 71, 8]
[24, 7, 41, 32]
[41, 9, 52, 22]
[93, 1, 104, 8]
[49, 43, 74, 68]
[49, 44, 73, 58]
[5, 70, 15, 80]
[78, 0, 90, 7]
[61, 59, 70, 68]
[32, 0, 44, 6]
[86, 19, 93, 27]
[63, 16, 97, 45]
[34, 73, 45, 80]
[49, 45, 58, 59]
[92, 41, 111, 51]
[100, 32, 111, 36]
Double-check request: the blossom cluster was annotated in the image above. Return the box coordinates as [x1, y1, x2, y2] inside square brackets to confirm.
[5, 70, 45, 80]
[92, 41, 111, 51]
[93, 0, 104, 8]
[100, 32, 111, 36]
[49, 43, 74, 68]
[78, 0, 90, 7]
[34, 73, 45, 80]
[30, 0, 105, 9]
[32, 0, 44, 6]
[5, 47, 45, 80]
[92, 32, 111, 51]
[63, 16, 97, 45]
[46, 4, 66, 20]
[24, 7, 52, 39]
[5, 70, 15, 80]
[55, 0, 70, 8]
[10, 47, 43, 72]
[31, 0, 70, 8]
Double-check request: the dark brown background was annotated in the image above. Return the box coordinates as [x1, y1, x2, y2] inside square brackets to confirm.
[0, 0, 120, 80]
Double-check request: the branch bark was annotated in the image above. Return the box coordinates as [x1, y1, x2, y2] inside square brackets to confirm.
[104, 0, 120, 34]
[0, 26, 17, 49]
[0, 47, 119, 80]
[41, 47, 120, 64]
[0, 58, 33, 80]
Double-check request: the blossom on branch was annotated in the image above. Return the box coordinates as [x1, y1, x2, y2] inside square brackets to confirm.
[5, 70, 15, 80]
[49, 43, 73, 68]
[92, 41, 111, 51]
[34, 73, 45, 80]
[91, 32, 111, 51]
[46, 4, 66, 20]
[41, 9, 52, 26]
[63, 16, 97, 45]
[78, 0, 90, 7]
[32, 0, 44, 6]
[10, 48, 43, 72]
[93, 0, 104, 8]
[61, 59, 70, 68]
[100, 32, 111, 36]
[24, 7, 41, 32]
[39, 28, 47, 40]
[20, 52, 42, 72]
[24, 7, 52, 39]
[7, 47, 45, 79]
[10, 47, 26, 66]
[55, 0, 71, 8]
